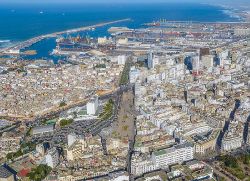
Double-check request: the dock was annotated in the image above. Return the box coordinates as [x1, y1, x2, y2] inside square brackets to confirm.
[0, 18, 131, 55]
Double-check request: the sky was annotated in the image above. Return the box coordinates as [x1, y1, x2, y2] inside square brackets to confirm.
[0, 0, 249, 6]
[0, 0, 246, 3]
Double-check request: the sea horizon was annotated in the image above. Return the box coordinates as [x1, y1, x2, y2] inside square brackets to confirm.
[0, 2, 241, 48]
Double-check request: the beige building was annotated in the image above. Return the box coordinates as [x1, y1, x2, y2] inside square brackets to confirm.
[194, 130, 220, 155]
[221, 120, 244, 152]
[66, 139, 86, 161]
[201, 55, 214, 68]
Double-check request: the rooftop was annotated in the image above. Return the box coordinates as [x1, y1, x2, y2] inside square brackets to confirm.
[0, 165, 13, 178]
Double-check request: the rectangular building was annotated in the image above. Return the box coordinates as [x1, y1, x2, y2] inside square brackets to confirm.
[45, 147, 59, 168]
[32, 125, 55, 135]
[152, 142, 194, 167]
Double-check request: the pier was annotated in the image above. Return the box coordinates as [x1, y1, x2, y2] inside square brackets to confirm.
[0, 18, 131, 54]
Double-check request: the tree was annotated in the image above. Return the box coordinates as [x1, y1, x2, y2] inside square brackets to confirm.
[59, 101, 67, 107]
[60, 119, 73, 127]
[224, 155, 238, 168]
[28, 164, 52, 181]
[6, 153, 14, 160]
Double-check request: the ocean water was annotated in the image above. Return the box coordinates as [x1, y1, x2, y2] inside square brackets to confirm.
[0, 3, 240, 60]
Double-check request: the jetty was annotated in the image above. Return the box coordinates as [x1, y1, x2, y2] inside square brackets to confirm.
[0, 18, 131, 54]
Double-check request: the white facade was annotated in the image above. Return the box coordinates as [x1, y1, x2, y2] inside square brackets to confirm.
[222, 136, 242, 151]
[192, 56, 200, 72]
[147, 52, 154, 69]
[87, 96, 99, 115]
[234, 28, 250, 36]
[131, 159, 157, 176]
[117, 38, 128, 44]
[153, 56, 159, 68]
[45, 147, 59, 168]
[147, 52, 159, 69]
[98, 37, 107, 44]
[117, 55, 127, 65]
[221, 121, 243, 152]
[129, 67, 140, 83]
[152, 143, 194, 167]
[202, 55, 214, 68]
[67, 133, 77, 147]
[36, 144, 45, 156]
[219, 50, 229, 60]
[112, 175, 129, 181]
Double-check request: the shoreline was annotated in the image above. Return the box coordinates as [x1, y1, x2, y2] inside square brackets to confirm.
[212, 3, 250, 22]
[0, 18, 131, 54]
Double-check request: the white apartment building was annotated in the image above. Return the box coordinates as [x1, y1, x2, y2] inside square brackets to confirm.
[87, 95, 99, 115]
[221, 121, 243, 152]
[131, 157, 157, 176]
[129, 67, 140, 83]
[221, 136, 243, 152]
[202, 55, 214, 69]
[117, 55, 127, 65]
[45, 147, 59, 168]
[234, 28, 250, 36]
[152, 142, 194, 167]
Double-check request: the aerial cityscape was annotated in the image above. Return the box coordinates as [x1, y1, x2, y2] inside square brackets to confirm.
[0, 0, 249, 181]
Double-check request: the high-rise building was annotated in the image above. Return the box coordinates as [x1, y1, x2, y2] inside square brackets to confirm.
[201, 55, 214, 69]
[87, 95, 99, 115]
[117, 55, 127, 65]
[147, 52, 154, 69]
[184, 56, 193, 71]
[67, 133, 77, 147]
[147, 52, 159, 69]
[192, 56, 200, 73]
[66, 134, 87, 161]
[129, 67, 140, 83]
[45, 147, 59, 168]
[36, 144, 46, 156]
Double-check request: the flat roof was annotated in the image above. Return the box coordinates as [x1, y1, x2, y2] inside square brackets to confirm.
[32, 124, 54, 134]
[0, 166, 12, 178]
[154, 149, 166, 156]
